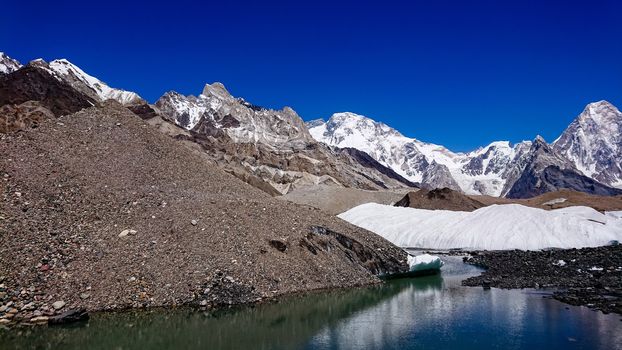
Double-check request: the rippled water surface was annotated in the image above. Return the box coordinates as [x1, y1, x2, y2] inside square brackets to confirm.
[3, 256, 621, 350]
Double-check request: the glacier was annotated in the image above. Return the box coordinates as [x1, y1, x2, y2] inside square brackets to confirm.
[338, 203, 622, 250]
[408, 254, 444, 272]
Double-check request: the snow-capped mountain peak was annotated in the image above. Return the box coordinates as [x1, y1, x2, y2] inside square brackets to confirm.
[202, 82, 233, 101]
[308, 112, 534, 196]
[0, 52, 21, 74]
[156, 82, 314, 147]
[553, 100, 622, 187]
[47, 58, 144, 105]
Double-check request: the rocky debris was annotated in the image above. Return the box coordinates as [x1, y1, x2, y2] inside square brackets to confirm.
[0, 102, 408, 327]
[280, 186, 409, 215]
[195, 272, 261, 308]
[269, 240, 287, 252]
[126, 103, 159, 120]
[52, 301, 66, 310]
[461, 245, 622, 314]
[0, 101, 55, 133]
[48, 308, 89, 325]
[394, 188, 485, 211]
[154, 82, 415, 195]
[0, 64, 97, 117]
[307, 226, 407, 277]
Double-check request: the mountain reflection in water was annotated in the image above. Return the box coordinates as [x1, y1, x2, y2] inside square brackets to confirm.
[3, 257, 621, 350]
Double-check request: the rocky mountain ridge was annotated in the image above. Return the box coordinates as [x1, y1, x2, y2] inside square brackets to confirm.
[2, 51, 619, 199]
[553, 100, 622, 188]
[154, 82, 416, 194]
[309, 104, 622, 198]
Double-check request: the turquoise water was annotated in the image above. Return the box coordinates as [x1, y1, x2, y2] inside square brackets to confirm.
[3, 256, 621, 349]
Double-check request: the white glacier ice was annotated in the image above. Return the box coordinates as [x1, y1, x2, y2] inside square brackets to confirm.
[338, 203, 622, 250]
[408, 254, 444, 272]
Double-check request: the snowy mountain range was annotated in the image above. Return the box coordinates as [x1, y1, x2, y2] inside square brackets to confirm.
[0, 53, 144, 106]
[308, 102, 622, 197]
[1, 51, 621, 199]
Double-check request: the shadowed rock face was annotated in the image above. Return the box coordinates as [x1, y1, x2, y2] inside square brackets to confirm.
[421, 161, 461, 191]
[505, 165, 622, 199]
[0, 65, 97, 117]
[504, 137, 622, 199]
[394, 188, 485, 211]
[553, 101, 622, 188]
[127, 103, 159, 120]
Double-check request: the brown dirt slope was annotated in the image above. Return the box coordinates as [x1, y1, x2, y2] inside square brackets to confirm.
[393, 188, 622, 213]
[281, 186, 410, 215]
[0, 102, 407, 325]
[394, 188, 485, 211]
[471, 189, 622, 212]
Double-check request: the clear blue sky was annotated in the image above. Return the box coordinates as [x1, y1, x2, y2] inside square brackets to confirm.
[2, 0, 621, 151]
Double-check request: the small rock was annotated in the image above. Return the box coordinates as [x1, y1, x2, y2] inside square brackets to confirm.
[0, 319, 10, 325]
[30, 316, 49, 323]
[79, 293, 90, 300]
[199, 300, 208, 306]
[115, 123, 121, 127]
[52, 301, 66, 310]
[21, 302, 34, 311]
[48, 308, 89, 325]
[191, 220, 198, 226]
[119, 229, 137, 238]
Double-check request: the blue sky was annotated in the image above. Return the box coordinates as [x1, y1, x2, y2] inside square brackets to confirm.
[2, 0, 621, 151]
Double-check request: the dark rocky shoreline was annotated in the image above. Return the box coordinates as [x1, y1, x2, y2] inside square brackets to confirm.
[461, 245, 622, 315]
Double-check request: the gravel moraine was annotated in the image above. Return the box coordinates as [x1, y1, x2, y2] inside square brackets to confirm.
[462, 245, 622, 315]
[0, 102, 408, 327]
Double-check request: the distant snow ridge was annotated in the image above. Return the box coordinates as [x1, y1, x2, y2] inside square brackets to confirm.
[48, 59, 144, 105]
[338, 203, 622, 250]
[0, 52, 22, 74]
[308, 112, 531, 196]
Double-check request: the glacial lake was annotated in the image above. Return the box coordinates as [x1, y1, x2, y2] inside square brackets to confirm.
[3, 256, 622, 350]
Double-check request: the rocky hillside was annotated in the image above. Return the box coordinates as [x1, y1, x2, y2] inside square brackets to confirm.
[0, 53, 415, 196]
[0, 63, 97, 117]
[394, 188, 485, 211]
[503, 136, 622, 198]
[0, 102, 408, 325]
[154, 82, 416, 194]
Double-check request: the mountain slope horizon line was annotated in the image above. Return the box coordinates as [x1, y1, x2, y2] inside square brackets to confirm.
[2, 51, 611, 154]
[1, 51, 621, 198]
